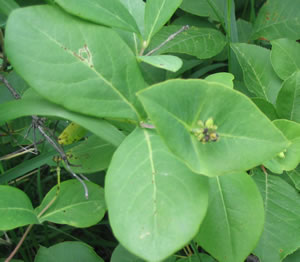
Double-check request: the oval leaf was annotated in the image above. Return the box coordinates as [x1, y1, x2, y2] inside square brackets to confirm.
[205, 72, 234, 89]
[271, 39, 300, 81]
[55, 0, 140, 34]
[276, 71, 300, 122]
[0, 186, 38, 230]
[253, 0, 300, 40]
[231, 43, 282, 104]
[0, 89, 125, 147]
[5, 6, 146, 121]
[253, 169, 300, 262]
[137, 79, 288, 176]
[144, 0, 182, 42]
[36, 180, 106, 228]
[195, 172, 264, 262]
[105, 128, 209, 261]
[138, 55, 183, 72]
[34, 242, 104, 262]
[147, 25, 226, 59]
[264, 120, 300, 173]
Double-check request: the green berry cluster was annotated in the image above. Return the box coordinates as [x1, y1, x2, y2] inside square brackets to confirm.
[192, 117, 219, 144]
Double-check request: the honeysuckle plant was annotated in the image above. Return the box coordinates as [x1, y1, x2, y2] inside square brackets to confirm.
[1, 0, 300, 262]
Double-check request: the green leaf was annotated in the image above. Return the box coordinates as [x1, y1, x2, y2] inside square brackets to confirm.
[66, 135, 115, 174]
[264, 120, 300, 174]
[180, 0, 225, 22]
[58, 123, 87, 145]
[231, 43, 282, 104]
[205, 72, 234, 89]
[276, 72, 300, 122]
[119, 0, 145, 36]
[271, 39, 300, 81]
[0, 0, 19, 16]
[36, 180, 106, 228]
[0, 186, 39, 230]
[5, 5, 146, 121]
[147, 25, 226, 59]
[144, 0, 182, 43]
[195, 172, 264, 262]
[253, 169, 300, 262]
[0, 259, 23, 262]
[138, 55, 183, 72]
[236, 19, 253, 43]
[55, 0, 140, 34]
[111, 245, 144, 262]
[253, 0, 300, 40]
[283, 249, 300, 262]
[177, 254, 216, 262]
[0, 89, 125, 147]
[34, 242, 104, 262]
[251, 98, 278, 121]
[137, 79, 288, 176]
[105, 128, 208, 261]
[287, 165, 300, 191]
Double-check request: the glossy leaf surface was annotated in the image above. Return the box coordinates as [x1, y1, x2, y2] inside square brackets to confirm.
[264, 120, 300, 174]
[0, 89, 125, 147]
[195, 172, 264, 262]
[271, 39, 300, 81]
[147, 26, 226, 59]
[0, 186, 38, 230]
[5, 6, 146, 121]
[232, 43, 282, 104]
[253, 0, 300, 40]
[138, 79, 288, 176]
[144, 0, 182, 42]
[253, 169, 300, 262]
[105, 128, 208, 261]
[34, 242, 104, 262]
[36, 180, 106, 228]
[138, 55, 183, 72]
[55, 0, 140, 34]
[276, 72, 300, 122]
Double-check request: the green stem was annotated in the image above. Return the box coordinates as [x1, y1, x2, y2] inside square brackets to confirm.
[250, 0, 256, 23]
[191, 241, 202, 262]
[226, 0, 232, 73]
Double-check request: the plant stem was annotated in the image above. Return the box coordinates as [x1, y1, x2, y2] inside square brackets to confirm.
[226, 0, 232, 73]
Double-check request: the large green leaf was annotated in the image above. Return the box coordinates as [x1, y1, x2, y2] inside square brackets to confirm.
[195, 172, 264, 262]
[251, 98, 278, 121]
[283, 249, 300, 262]
[36, 180, 106, 228]
[231, 43, 282, 104]
[144, 0, 182, 43]
[34, 242, 104, 262]
[147, 25, 226, 59]
[66, 135, 115, 174]
[55, 0, 140, 34]
[105, 128, 208, 261]
[0, 89, 125, 147]
[276, 72, 300, 122]
[271, 39, 300, 81]
[137, 79, 288, 176]
[180, 0, 225, 22]
[177, 254, 216, 262]
[0, 186, 38, 230]
[253, 169, 300, 262]
[264, 120, 300, 174]
[253, 0, 300, 40]
[5, 6, 146, 121]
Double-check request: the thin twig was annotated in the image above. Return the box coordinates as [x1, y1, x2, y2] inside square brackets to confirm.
[145, 25, 189, 56]
[0, 74, 21, 99]
[2, 75, 89, 198]
[140, 122, 155, 129]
